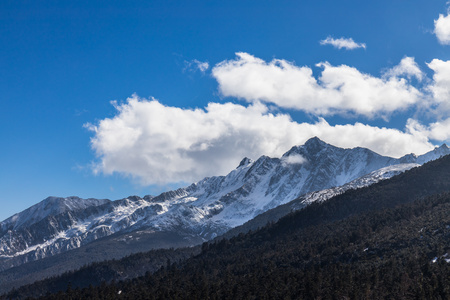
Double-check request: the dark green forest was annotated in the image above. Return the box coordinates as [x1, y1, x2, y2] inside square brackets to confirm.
[4, 156, 450, 299]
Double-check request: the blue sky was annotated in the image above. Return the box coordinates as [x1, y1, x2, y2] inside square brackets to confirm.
[2, 0, 450, 221]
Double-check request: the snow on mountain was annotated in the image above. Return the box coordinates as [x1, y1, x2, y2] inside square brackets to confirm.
[415, 143, 450, 164]
[295, 163, 420, 207]
[219, 162, 421, 240]
[0, 197, 110, 232]
[0, 138, 448, 270]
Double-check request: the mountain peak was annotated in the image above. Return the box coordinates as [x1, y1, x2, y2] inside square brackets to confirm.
[302, 136, 330, 152]
[127, 195, 142, 202]
[304, 136, 331, 148]
[282, 137, 329, 158]
[304, 136, 324, 145]
[430, 143, 450, 154]
[433, 143, 450, 157]
[237, 157, 253, 168]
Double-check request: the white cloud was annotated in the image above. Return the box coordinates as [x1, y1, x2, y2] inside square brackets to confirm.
[383, 56, 424, 81]
[282, 154, 307, 165]
[434, 12, 450, 45]
[407, 118, 450, 142]
[426, 59, 450, 115]
[212, 53, 423, 118]
[320, 36, 366, 50]
[184, 59, 209, 73]
[86, 95, 435, 185]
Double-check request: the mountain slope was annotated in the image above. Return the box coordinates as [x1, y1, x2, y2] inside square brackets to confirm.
[0, 230, 201, 296]
[0, 165, 421, 295]
[0, 197, 109, 232]
[6, 153, 450, 300]
[0, 138, 448, 272]
[220, 162, 419, 239]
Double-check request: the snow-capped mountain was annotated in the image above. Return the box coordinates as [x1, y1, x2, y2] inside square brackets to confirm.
[292, 162, 420, 207]
[220, 162, 420, 239]
[0, 137, 448, 271]
[0, 197, 109, 232]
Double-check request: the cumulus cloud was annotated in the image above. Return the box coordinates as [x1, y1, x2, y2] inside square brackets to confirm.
[434, 12, 450, 45]
[407, 118, 450, 142]
[320, 36, 366, 50]
[212, 53, 423, 118]
[383, 56, 424, 81]
[86, 95, 435, 185]
[184, 59, 209, 73]
[426, 58, 450, 115]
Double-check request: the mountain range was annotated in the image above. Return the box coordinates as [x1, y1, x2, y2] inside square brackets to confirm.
[0, 137, 448, 276]
[4, 145, 450, 299]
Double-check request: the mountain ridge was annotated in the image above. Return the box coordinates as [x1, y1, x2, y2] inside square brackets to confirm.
[5, 153, 450, 299]
[0, 137, 448, 273]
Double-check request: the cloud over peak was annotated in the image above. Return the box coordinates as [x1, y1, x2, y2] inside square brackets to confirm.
[86, 95, 435, 185]
[320, 36, 366, 50]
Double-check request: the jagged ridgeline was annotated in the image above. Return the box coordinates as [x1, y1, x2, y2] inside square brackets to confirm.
[1, 137, 448, 278]
[5, 154, 450, 299]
